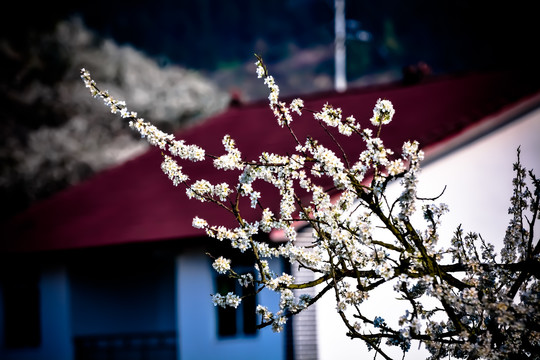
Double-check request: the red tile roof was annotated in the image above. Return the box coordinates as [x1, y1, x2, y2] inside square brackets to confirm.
[2, 71, 540, 252]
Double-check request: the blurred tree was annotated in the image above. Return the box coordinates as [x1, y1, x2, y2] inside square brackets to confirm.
[0, 18, 228, 219]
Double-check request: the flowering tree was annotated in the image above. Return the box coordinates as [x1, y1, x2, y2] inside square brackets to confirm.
[81, 55, 539, 360]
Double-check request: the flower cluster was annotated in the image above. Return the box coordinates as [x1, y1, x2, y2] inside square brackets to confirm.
[255, 56, 303, 128]
[212, 292, 241, 309]
[314, 102, 360, 136]
[161, 155, 188, 185]
[186, 179, 232, 202]
[214, 135, 244, 171]
[370, 98, 395, 126]
[212, 256, 231, 274]
[399, 140, 424, 218]
[238, 273, 254, 287]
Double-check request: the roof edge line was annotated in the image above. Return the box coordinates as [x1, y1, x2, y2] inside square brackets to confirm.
[421, 90, 540, 165]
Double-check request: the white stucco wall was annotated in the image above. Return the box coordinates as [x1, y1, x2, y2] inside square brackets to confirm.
[176, 250, 287, 360]
[316, 107, 540, 360]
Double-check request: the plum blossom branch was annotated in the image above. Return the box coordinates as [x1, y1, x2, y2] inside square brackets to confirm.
[81, 54, 539, 360]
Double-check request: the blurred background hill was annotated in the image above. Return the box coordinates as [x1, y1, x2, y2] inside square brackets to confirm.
[1, 0, 538, 219]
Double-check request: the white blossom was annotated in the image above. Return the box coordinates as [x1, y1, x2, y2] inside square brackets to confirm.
[212, 256, 231, 274]
[161, 155, 188, 185]
[212, 292, 241, 309]
[213, 135, 244, 171]
[314, 103, 342, 127]
[290, 98, 304, 115]
[192, 216, 208, 229]
[370, 98, 395, 126]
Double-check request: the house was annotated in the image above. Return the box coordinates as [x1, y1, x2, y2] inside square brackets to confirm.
[1, 68, 539, 360]
[309, 79, 540, 359]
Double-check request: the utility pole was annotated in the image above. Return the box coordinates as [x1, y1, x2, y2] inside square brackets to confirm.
[334, 0, 347, 92]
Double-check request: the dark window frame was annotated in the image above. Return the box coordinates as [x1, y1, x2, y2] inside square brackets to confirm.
[2, 269, 41, 349]
[215, 267, 257, 338]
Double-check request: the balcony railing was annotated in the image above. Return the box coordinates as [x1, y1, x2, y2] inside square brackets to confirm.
[74, 331, 176, 360]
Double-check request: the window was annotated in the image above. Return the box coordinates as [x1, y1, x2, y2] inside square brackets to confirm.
[215, 269, 257, 338]
[2, 270, 41, 348]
